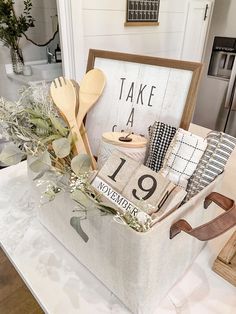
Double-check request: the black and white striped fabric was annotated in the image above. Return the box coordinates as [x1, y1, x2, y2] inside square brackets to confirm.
[185, 131, 236, 201]
[145, 121, 177, 172]
[161, 129, 207, 189]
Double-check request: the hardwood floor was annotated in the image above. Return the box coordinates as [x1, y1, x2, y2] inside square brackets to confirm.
[0, 248, 44, 314]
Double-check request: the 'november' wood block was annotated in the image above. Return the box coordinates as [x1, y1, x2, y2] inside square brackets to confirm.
[122, 164, 175, 210]
[98, 150, 140, 192]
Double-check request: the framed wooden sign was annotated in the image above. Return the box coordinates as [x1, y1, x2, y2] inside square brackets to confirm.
[85, 49, 203, 156]
[125, 0, 160, 26]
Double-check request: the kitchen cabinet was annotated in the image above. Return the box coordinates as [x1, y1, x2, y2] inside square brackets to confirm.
[181, 0, 214, 62]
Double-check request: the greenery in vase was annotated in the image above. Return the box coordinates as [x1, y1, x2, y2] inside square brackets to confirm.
[0, 0, 35, 62]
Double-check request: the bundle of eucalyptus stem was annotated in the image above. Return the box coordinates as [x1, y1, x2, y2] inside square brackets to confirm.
[0, 84, 115, 212]
[0, 84, 151, 233]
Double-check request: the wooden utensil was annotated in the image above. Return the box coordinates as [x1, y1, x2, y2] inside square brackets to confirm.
[77, 68, 106, 131]
[69, 79, 97, 170]
[50, 77, 86, 155]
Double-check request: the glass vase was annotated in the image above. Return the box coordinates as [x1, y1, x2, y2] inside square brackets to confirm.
[10, 47, 24, 74]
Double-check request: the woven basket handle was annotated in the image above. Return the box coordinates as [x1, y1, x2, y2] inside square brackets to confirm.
[170, 192, 236, 241]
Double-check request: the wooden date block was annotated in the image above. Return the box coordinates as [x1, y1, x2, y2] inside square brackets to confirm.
[98, 150, 140, 192]
[122, 164, 175, 210]
[93, 151, 187, 223]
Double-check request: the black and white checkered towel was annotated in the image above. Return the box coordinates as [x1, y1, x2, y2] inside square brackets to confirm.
[145, 121, 177, 172]
[161, 129, 207, 189]
[185, 131, 236, 201]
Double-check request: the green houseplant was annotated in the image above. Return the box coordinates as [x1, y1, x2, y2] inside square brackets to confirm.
[0, 0, 35, 74]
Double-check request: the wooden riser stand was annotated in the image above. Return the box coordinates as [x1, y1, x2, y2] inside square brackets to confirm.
[212, 231, 236, 287]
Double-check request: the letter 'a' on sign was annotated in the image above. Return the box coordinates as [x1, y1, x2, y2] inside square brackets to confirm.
[98, 151, 140, 193]
[122, 164, 175, 210]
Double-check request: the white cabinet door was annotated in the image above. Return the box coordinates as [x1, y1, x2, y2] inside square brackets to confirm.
[181, 0, 214, 62]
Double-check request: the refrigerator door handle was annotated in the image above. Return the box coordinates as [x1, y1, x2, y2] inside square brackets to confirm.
[225, 59, 236, 109]
[231, 81, 236, 110]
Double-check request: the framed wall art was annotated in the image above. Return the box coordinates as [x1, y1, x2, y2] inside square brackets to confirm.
[125, 0, 160, 26]
[85, 49, 203, 156]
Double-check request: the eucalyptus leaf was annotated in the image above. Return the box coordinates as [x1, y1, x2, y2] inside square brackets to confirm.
[28, 151, 51, 173]
[52, 137, 71, 158]
[0, 143, 24, 165]
[24, 108, 43, 118]
[30, 118, 50, 130]
[50, 116, 68, 136]
[98, 203, 118, 215]
[71, 154, 91, 175]
[71, 189, 96, 209]
[41, 134, 62, 144]
[35, 127, 49, 137]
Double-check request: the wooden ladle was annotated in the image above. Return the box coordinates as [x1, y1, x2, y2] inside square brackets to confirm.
[50, 77, 87, 155]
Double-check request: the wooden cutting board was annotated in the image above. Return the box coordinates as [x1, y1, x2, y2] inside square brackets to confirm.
[212, 230, 236, 287]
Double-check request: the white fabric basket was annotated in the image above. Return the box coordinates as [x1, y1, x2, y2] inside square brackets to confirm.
[37, 174, 224, 314]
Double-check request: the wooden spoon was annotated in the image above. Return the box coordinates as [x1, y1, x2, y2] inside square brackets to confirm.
[50, 77, 86, 155]
[77, 68, 106, 131]
[69, 79, 97, 170]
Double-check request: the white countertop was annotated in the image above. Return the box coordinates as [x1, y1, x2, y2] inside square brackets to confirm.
[5, 60, 63, 85]
[6, 73, 48, 85]
[0, 124, 235, 314]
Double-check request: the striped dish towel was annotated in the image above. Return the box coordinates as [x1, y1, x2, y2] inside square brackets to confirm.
[145, 121, 177, 172]
[185, 131, 236, 201]
[161, 129, 207, 189]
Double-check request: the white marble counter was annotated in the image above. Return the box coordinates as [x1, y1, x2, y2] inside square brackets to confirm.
[0, 124, 235, 314]
[5, 60, 63, 85]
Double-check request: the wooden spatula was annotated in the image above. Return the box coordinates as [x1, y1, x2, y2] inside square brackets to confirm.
[77, 68, 106, 130]
[50, 77, 86, 155]
[68, 79, 97, 170]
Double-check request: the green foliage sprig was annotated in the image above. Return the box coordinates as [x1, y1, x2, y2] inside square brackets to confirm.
[0, 84, 149, 233]
[0, 0, 35, 50]
[0, 84, 117, 223]
[0, 84, 68, 159]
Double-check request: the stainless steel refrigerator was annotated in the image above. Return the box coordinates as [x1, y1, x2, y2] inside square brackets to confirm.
[193, 36, 236, 136]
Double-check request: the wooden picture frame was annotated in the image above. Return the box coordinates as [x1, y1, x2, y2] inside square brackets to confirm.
[125, 0, 160, 26]
[85, 49, 203, 156]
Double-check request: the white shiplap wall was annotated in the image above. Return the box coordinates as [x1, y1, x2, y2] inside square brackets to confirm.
[76, 0, 188, 76]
